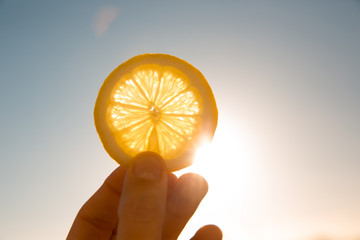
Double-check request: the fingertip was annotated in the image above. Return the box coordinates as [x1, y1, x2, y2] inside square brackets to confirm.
[167, 173, 178, 198]
[168, 172, 178, 184]
[191, 224, 223, 240]
[179, 173, 208, 197]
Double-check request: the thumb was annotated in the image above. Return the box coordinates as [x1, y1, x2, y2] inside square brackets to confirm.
[116, 152, 167, 240]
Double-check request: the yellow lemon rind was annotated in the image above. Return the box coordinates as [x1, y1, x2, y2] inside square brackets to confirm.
[94, 53, 218, 172]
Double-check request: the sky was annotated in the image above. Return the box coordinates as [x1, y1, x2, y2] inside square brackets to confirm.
[1, 0, 360, 239]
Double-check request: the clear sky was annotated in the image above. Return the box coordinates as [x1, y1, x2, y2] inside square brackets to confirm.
[1, 1, 360, 240]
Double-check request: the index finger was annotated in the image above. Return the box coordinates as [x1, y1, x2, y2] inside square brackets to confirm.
[67, 166, 126, 240]
[116, 152, 168, 240]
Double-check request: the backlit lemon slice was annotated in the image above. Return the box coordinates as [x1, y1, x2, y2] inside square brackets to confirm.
[94, 53, 217, 171]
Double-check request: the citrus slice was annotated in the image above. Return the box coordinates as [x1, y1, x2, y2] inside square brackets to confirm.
[94, 53, 218, 171]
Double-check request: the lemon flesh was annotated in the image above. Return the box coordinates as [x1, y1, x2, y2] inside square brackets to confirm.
[94, 54, 217, 171]
[107, 64, 202, 160]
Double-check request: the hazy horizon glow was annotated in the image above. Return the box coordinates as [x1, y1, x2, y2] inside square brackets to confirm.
[1, 1, 360, 240]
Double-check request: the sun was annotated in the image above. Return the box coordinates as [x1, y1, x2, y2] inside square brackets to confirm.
[174, 117, 257, 239]
[174, 117, 254, 190]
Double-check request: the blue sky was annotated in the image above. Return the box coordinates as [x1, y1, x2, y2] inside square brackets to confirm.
[1, 1, 360, 239]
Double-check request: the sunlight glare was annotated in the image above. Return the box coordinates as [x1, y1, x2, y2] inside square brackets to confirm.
[175, 118, 256, 195]
[175, 117, 258, 240]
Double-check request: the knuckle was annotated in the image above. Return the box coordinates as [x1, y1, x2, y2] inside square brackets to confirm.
[78, 208, 113, 231]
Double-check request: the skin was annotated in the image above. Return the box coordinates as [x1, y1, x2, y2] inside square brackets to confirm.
[67, 152, 222, 240]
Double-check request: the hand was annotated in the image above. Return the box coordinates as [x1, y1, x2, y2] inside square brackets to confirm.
[67, 152, 222, 240]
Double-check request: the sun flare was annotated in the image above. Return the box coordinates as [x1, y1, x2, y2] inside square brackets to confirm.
[175, 119, 255, 192]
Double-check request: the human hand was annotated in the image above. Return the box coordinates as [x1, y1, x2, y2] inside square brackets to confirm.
[67, 152, 222, 240]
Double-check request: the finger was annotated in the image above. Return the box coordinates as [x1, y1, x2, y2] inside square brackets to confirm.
[67, 166, 127, 240]
[110, 172, 177, 240]
[191, 225, 223, 240]
[167, 172, 178, 199]
[116, 152, 168, 240]
[162, 173, 208, 240]
[109, 172, 176, 240]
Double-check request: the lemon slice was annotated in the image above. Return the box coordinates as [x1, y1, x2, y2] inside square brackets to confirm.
[94, 53, 217, 171]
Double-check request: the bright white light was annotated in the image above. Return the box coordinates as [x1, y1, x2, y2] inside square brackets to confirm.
[176, 118, 255, 191]
[175, 117, 258, 239]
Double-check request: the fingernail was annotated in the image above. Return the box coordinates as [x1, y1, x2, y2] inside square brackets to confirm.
[133, 153, 163, 180]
